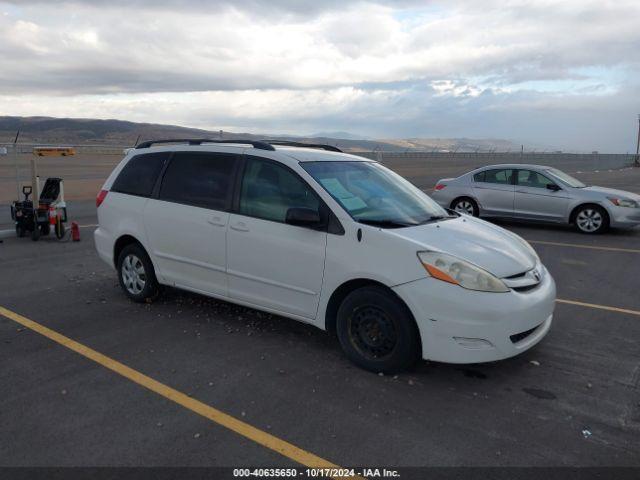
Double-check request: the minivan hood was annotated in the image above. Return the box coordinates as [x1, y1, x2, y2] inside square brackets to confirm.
[583, 185, 640, 201]
[389, 216, 536, 278]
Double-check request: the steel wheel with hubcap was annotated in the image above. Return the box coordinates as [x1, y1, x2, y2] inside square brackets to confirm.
[575, 205, 608, 234]
[452, 197, 479, 216]
[117, 243, 160, 302]
[336, 285, 420, 373]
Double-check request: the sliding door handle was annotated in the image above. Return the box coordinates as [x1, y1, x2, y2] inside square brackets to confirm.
[230, 222, 249, 232]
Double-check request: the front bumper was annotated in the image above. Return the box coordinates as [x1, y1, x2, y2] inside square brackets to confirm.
[609, 206, 640, 229]
[393, 266, 556, 363]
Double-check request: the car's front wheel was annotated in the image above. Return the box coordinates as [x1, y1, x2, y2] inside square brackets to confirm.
[336, 286, 421, 374]
[574, 205, 608, 234]
[117, 243, 160, 302]
[451, 197, 479, 216]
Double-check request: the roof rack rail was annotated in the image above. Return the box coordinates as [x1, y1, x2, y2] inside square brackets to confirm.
[135, 139, 276, 151]
[261, 140, 342, 153]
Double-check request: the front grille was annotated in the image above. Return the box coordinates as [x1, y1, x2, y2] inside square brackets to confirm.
[510, 325, 539, 344]
[504, 271, 527, 280]
[512, 284, 539, 293]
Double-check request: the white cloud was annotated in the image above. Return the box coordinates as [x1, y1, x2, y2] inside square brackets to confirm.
[0, 0, 639, 150]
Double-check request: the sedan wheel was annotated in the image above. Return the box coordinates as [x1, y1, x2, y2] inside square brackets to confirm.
[452, 198, 478, 216]
[575, 206, 607, 234]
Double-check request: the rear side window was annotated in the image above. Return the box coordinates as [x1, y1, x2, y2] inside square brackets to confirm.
[111, 152, 167, 197]
[474, 169, 513, 185]
[159, 152, 237, 210]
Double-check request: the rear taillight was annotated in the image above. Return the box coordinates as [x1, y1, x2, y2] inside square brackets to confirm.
[434, 183, 446, 191]
[96, 189, 108, 208]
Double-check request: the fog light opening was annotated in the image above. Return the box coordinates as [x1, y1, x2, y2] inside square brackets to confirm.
[453, 337, 494, 350]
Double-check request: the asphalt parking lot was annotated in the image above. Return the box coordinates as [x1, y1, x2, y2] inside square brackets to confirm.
[1, 170, 639, 474]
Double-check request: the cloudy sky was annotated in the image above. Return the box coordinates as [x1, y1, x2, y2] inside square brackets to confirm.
[1, 0, 639, 151]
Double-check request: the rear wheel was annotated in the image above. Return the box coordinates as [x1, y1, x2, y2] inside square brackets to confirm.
[16, 224, 25, 238]
[574, 205, 608, 234]
[451, 197, 479, 216]
[117, 244, 160, 302]
[336, 286, 420, 374]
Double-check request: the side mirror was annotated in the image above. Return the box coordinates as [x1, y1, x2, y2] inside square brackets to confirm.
[546, 183, 561, 192]
[285, 207, 321, 228]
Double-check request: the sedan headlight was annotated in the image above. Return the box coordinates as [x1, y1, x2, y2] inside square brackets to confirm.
[608, 197, 639, 208]
[418, 251, 509, 293]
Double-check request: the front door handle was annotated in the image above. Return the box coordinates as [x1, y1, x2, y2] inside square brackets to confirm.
[230, 221, 249, 232]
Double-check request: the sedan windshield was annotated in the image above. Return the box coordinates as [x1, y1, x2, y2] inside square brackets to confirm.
[546, 168, 586, 188]
[302, 161, 449, 227]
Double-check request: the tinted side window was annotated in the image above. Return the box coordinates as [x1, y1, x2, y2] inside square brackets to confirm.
[159, 152, 237, 210]
[476, 169, 513, 185]
[516, 170, 553, 189]
[239, 157, 320, 223]
[111, 152, 167, 197]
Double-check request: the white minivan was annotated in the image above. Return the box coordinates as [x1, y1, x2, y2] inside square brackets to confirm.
[95, 139, 556, 373]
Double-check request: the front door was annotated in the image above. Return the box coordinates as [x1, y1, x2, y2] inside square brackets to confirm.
[226, 156, 327, 319]
[513, 169, 570, 221]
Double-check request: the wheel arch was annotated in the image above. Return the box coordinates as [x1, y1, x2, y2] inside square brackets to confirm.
[324, 278, 420, 345]
[113, 234, 147, 268]
[569, 202, 611, 225]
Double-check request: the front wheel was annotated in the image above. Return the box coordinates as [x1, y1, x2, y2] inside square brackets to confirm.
[574, 205, 608, 234]
[336, 286, 421, 374]
[451, 197, 479, 216]
[117, 244, 160, 302]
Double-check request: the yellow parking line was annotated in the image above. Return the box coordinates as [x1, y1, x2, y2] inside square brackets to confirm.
[527, 239, 640, 254]
[556, 299, 640, 317]
[0, 305, 358, 478]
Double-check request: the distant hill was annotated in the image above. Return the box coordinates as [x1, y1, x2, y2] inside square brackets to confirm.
[0, 116, 529, 152]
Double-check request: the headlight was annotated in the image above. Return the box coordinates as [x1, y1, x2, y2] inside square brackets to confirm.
[417, 251, 509, 293]
[608, 197, 639, 208]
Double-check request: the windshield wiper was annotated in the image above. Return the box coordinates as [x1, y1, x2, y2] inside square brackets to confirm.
[418, 215, 455, 225]
[357, 219, 416, 228]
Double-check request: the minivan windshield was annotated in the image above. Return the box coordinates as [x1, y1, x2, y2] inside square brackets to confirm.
[302, 161, 450, 227]
[546, 168, 586, 188]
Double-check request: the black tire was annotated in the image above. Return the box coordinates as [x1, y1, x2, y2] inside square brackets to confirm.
[116, 243, 160, 302]
[336, 286, 421, 374]
[573, 204, 609, 234]
[40, 224, 50, 236]
[31, 226, 40, 242]
[451, 197, 479, 217]
[16, 224, 25, 238]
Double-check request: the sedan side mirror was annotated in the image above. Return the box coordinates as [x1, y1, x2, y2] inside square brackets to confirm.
[546, 183, 561, 192]
[285, 207, 321, 228]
